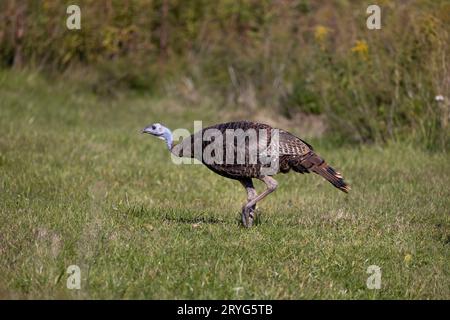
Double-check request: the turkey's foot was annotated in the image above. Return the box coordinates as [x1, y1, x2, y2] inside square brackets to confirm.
[241, 205, 256, 228]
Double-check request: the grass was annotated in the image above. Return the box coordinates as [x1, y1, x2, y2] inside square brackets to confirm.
[0, 70, 449, 299]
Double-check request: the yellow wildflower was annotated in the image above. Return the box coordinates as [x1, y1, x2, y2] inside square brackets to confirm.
[351, 40, 369, 59]
[404, 254, 412, 264]
[43, 0, 52, 10]
[314, 25, 330, 43]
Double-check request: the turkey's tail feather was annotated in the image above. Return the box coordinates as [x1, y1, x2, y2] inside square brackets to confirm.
[294, 152, 350, 193]
[311, 162, 350, 193]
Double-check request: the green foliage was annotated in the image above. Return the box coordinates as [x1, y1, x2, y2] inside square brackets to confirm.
[0, 0, 449, 149]
[286, 78, 322, 115]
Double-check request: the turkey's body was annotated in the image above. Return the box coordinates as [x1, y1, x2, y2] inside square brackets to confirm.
[168, 120, 349, 227]
[172, 121, 348, 190]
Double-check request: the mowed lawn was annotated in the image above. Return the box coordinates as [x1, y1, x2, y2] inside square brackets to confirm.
[0, 71, 449, 299]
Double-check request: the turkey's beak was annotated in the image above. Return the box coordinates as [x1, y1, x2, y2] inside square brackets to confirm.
[142, 127, 163, 137]
[142, 127, 152, 134]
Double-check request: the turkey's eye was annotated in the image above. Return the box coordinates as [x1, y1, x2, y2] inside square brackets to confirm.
[151, 125, 156, 130]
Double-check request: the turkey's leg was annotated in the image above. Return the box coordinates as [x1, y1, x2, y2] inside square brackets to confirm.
[242, 176, 278, 227]
[239, 178, 257, 227]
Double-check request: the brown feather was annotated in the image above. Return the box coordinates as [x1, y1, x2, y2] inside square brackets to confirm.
[171, 121, 350, 192]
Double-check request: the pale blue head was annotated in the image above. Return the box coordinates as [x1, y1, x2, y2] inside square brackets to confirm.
[142, 123, 173, 150]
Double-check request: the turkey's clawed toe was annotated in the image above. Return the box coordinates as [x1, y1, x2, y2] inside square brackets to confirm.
[241, 205, 256, 228]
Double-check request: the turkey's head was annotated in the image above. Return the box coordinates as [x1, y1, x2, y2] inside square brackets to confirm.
[142, 123, 173, 150]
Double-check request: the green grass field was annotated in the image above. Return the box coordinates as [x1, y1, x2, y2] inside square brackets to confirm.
[0, 71, 449, 299]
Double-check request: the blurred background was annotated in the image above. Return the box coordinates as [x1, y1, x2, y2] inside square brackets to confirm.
[0, 0, 448, 149]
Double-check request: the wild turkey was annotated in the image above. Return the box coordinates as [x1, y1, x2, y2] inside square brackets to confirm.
[142, 120, 350, 227]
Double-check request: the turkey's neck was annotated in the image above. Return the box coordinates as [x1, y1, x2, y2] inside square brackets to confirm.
[163, 130, 173, 151]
